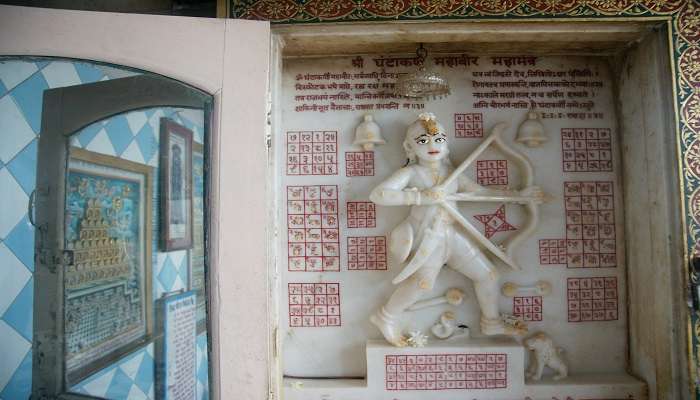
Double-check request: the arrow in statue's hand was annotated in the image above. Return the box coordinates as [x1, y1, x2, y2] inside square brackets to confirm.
[436, 122, 548, 271]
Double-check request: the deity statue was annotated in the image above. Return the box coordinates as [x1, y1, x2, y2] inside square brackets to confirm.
[369, 112, 545, 347]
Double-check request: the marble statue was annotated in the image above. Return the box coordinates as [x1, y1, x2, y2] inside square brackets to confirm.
[369, 112, 546, 347]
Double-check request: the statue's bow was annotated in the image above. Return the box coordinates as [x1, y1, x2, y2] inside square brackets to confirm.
[436, 122, 543, 271]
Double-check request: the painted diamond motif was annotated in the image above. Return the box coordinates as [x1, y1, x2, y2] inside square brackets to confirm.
[0, 168, 29, 239]
[0, 96, 35, 163]
[473, 205, 516, 239]
[0, 61, 38, 93]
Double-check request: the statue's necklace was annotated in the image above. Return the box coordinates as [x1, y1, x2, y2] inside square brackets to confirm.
[430, 165, 443, 185]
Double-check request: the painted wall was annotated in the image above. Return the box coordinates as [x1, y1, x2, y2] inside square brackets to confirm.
[0, 59, 209, 400]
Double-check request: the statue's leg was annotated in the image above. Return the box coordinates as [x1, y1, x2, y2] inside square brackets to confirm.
[371, 260, 442, 347]
[448, 233, 526, 336]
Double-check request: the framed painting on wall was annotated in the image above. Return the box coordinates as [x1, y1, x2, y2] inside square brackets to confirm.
[160, 117, 194, 251]
[64, 147, 154, 383]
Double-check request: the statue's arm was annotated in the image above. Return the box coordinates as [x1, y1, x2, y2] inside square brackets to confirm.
[369, 167, 418, 206]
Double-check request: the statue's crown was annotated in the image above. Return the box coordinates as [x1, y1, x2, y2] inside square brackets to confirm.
[418, 112, 440, 136]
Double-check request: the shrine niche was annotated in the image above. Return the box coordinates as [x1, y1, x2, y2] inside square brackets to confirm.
[274, 47, 643, 399]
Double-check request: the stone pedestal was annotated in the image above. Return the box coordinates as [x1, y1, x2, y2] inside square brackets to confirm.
[283, 339, 647, 400]
[366, 337, 525, 399]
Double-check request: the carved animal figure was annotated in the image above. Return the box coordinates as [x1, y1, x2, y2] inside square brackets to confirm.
[524, 332, 568, 381]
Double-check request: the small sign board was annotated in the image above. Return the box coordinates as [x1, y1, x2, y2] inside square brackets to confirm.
[156, 290, 197, 400]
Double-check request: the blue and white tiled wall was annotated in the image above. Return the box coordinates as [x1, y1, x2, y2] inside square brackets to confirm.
[0, 59, 209, 400]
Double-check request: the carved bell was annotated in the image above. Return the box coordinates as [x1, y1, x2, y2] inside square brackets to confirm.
[353, 114, 386, 151]
[516, 110, 548, 148]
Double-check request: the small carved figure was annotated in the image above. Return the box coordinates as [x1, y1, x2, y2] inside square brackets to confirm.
[524, 332, 568, 381]
[430, 311, 456, 339]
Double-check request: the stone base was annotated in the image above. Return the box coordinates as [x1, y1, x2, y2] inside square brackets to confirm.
[283, 339, 647, 400]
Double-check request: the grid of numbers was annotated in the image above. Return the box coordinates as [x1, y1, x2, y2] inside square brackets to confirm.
[347, 236, 387, 270]
[385, 354, 507, 391]
[286, 130, 338, 175]
[539, 239, 567, 265]
[288, 283, 341, 327]
[513, 296, 543, 321]
[562, 128, 612, 172]
[287, 185, 340, 271]
[454, 113, 484, 138]
[345, 151, 375, 177]
[564, 181, 616, 268]
[476, 160, 508, 186]
[567, 277, 618, 322]
[347, 201, 376, 228]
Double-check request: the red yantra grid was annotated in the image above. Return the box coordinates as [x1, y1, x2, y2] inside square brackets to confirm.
[287, 185, 340, 272]
[286, 130, 338, 175]
[539, 239, 567, 265]
[454, 113, 484, 138]
[347, 236, 387, 270]
[565, 181, 616, 268]
[513, 296, 542, 322]
[562, 128, 612, 172]
[345, 151, 374, 177]
[476, 160, 508, 186]
[567, 277, 618, 322]
[385, 353, 507, 391]
[288, 283, 341, 327]
[347, 201, 376, 228]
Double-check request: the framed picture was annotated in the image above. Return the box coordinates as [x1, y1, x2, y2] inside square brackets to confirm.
[64, 147, 154, 384]
[160, 117, 194, 251]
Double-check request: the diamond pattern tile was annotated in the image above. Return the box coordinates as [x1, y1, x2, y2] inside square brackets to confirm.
[0, 168, 28, 239]
[121, 140, 146, 165]
[9, 71, 48, 134]
[197, 333, 209, 400]
[85, 128, 117, 156]
[0, 243, 31, 316]
[6, 138, 37, 195]
[104, 368, 134, 399]
[0, 320, 30, 391]
[134, 347, 154, 395]
[2, 277, 33, 341]
[104, 115, 134, 156]
[4, 216, 35, 272]
[158, 257, 178, 293]
[0, 61, 38, 93]
[0, 95, 36, 163]
[119, 349, 145, 381]
[74, 62, 104, 84]
[0, 348, 31, 400]
[125, 110, 148, 135]
[79, 368, 115, 398]
[41, 62, 81, 89]
[135, 124, 158, 166]
[75, 120, 104, 148]
[127, 384, 149, 400]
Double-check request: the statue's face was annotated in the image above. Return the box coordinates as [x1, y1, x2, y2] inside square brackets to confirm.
[408, 131, 448, 162]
